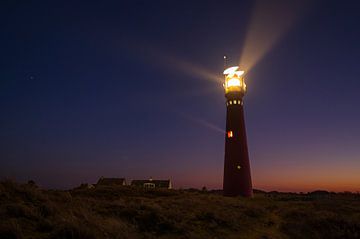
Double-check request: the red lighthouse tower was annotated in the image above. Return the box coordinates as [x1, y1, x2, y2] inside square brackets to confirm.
[223, 66, 253, 197]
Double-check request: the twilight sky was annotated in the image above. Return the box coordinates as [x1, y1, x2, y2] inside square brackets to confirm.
[1, 0, 360, 192]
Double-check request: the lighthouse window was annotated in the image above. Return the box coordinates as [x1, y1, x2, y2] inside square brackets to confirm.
[229, 101, 232, 105]
[237, 165, 241, 170]
[238, 100, 241, 104]
[227, 131, 233, 138]
[233, 100, 237, 104]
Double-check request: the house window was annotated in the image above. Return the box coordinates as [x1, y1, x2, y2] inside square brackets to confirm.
[144, 183, 155, 188]
[227, 131, 233, 138]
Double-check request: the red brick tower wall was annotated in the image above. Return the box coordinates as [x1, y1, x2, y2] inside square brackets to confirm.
[223, 91, 253, 197]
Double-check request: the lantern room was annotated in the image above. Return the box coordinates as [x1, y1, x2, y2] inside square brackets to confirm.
[223, 66, 246, 94]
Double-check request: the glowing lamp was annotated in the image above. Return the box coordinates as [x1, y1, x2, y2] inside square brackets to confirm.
[223, 66, 246, 94]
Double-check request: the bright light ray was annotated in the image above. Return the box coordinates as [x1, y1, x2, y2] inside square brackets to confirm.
[175, 111, 225, 135]
[166, 56, 221, 84]
[239, 0, 311, 72]
[123, 41, 221, 84]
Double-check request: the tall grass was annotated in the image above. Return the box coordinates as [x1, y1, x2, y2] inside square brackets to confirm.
[0, 180, 359, 239]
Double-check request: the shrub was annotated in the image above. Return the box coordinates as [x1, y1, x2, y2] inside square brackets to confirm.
[135, 210, 178, 234]
[5, 203, 35, 219]
[49, 223, 97, 239]
[0, 220, 23, 239]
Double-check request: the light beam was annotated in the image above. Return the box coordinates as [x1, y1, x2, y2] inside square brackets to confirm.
[239, 0, 311, 72]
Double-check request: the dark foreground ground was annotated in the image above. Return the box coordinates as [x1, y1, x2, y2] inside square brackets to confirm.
[0, 180, 359, 239]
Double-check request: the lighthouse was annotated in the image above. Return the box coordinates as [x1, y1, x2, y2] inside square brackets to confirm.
[223, 66, 253, 197]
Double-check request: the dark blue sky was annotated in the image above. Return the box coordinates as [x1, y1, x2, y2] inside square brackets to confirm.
[1, 0, 360, 191]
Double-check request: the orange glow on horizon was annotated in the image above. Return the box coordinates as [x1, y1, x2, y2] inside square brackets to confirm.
[172, 164, 360, 193]
[252, 164, 360, 192]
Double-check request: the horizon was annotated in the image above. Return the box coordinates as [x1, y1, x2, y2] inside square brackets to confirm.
[2, 176, 358, 194]
[1, 0, 360, 193]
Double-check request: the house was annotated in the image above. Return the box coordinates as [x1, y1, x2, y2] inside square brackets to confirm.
[131, 178, 172, 189]
[97, 177, 126, 186]
[76, 183, 95, 189]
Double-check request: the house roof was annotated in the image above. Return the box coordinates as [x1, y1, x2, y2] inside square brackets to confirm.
[97, 177, 126, 185]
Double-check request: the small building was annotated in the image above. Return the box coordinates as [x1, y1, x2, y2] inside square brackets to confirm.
[76, 183, 95, 189]
[131, 178, 172, 189]
[97, 177, 126, 186]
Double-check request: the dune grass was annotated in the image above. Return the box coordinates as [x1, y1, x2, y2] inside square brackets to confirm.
[0, 180, 359, 239]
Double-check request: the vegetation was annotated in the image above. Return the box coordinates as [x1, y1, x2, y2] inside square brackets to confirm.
[0, 180, 359, 239]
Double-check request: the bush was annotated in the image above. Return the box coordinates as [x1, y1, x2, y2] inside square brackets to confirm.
[281, 210, 360, 239]
[0, 220, 23, 239]
[49, 223, 97, 239]
[135, 209, 179, 234]
[5, 203, 35, 219]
